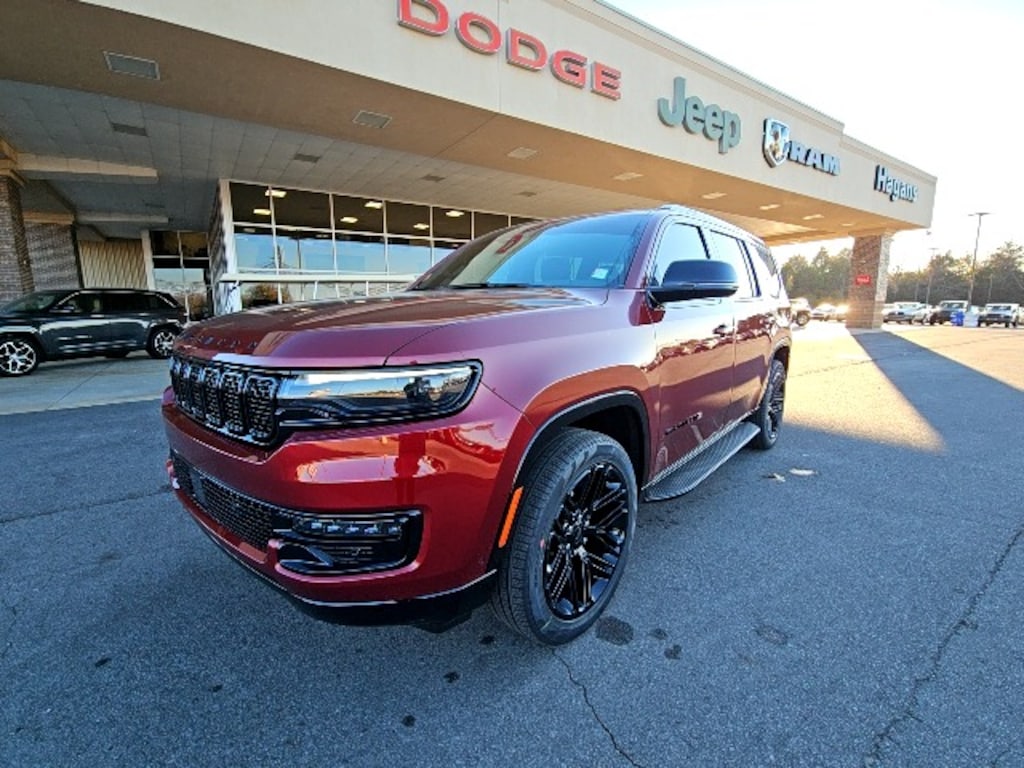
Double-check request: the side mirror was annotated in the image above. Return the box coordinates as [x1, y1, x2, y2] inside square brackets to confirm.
[648, 259, 739, 304]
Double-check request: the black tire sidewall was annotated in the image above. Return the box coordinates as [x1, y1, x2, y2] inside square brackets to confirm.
[498, 429, 637, 645]
[751, 359, 785, 450]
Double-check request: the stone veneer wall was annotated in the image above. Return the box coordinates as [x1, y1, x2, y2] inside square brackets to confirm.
[26, 222, 80, 289]
[0, 175, 33, 301]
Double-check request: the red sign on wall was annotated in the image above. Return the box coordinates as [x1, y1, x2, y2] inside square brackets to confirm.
[854, 274, 872, 286]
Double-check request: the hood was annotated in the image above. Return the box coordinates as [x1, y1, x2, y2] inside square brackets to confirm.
[174, 288, 603, 367]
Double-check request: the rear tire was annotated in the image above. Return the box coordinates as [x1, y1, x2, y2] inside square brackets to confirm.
[0, 337, 40, 376]
[491, 428, 637, 645]
[749, 359, 786, 450]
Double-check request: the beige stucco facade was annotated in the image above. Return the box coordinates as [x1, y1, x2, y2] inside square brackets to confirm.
[0, 0, 935, 323]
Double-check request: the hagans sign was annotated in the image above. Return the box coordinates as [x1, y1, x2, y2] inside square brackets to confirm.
[397, 0, 622, 100]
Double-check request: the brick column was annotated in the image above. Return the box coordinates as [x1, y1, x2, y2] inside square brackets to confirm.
[846, 233, 893, 329]
[0, 172, 34, 302]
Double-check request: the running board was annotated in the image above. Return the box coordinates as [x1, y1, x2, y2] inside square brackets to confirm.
[643, 422, 760, 502]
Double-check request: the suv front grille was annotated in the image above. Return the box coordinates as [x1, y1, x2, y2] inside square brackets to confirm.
[170, 354, 280, 444]
[171, 452, 422, 575]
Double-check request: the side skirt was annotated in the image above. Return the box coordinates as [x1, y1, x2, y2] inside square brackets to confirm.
[642, 419, 760, 502]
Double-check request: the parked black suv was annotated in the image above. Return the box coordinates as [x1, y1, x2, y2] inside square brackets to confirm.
[0, 288, 186, 376]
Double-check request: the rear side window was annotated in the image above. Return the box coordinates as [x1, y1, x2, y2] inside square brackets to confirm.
[104, 292, 149, 312]
[706, 231, 755, 299]
[750, 242, 782, 299]
[649, 223, 709, 286]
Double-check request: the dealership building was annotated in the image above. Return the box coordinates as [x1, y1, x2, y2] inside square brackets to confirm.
[0, 0, 935, 326]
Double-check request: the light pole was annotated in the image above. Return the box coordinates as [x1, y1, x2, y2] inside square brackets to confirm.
[966, 212, 989, 309]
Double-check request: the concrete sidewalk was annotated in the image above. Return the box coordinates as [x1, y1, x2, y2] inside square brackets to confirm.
[0, 353, 170, 415]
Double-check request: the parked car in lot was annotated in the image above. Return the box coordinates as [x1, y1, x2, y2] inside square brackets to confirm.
[930, 299, 968, 325]
[790, 297, 811, 327]
[163, 206, 793, 644]
[0, 288, 186, 376]
[883, 301, 924, 324]
[911, 304, 936, 324]
[811, 302, 847, 322]
[977, 303, 1021, 327]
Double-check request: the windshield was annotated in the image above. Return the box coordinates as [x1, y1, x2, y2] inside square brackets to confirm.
[939, 301, 966, 309]
[986, 304, 1011, 311]
[411, 213, 649, 290]
[1, 290, 69, 313]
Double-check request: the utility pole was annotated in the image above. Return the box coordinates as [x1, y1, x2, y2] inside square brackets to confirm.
[966, 212, 990, 309]
[925, 247, 938, 306]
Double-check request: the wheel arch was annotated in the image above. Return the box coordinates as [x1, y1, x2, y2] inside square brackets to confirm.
[486, 391, 649, 572]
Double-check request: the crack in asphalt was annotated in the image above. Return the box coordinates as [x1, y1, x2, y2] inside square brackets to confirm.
[863, 522, 1024, 767]
[552, 649, 646, 768]
[0, 486, 172, 526]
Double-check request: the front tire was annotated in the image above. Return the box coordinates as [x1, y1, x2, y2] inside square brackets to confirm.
[492, 428, 637, 645]
[0, 337, 40, 376]
[749, 358, 786, 450]
[146, 327, 177, 359]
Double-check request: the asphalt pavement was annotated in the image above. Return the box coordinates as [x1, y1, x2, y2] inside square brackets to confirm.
[2, 322, 1022, 767]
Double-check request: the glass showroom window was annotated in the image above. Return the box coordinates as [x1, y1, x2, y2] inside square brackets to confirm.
[235, 227, 277, 271]
[387, 236, 432, 276]
[276, 229, 335, 273]
[337, 233, 386, 273]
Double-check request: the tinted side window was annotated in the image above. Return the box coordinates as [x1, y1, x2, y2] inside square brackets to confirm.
[67, 292, 104, 313]
[105, 293, 148, 312]
[650, 223, 709, 286]
[706, 231, 755, 299]
[750, 242, 782, 299]
[149, 293, 177, 310]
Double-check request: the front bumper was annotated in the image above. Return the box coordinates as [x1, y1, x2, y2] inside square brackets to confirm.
[163, 382, 529, 615]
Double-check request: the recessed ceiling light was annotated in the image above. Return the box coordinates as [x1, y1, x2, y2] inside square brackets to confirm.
[701, 192, 727, 200]
[253, 208, 272, 216]
[421, 174, 445, 183]
[364, 201, 383, 209]
[103, 51, 160, 80]
[352, 110, 393, 129]
[802, 214, 824, 220]
[516, 191, 538, 198]
[339, 216, 359, 224]
[265, 189, 287, 198]
[613, 172, 643, 181]
[841, 222, 855, 227]
[759, 203, 781, 211]
[413, 223, 430, 230]
[293, 153, 321, 164]
[507, 147, 538, 160]
[445, 210, 466, 217]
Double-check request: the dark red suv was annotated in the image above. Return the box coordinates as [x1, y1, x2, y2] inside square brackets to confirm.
[163, 206, 793, 644]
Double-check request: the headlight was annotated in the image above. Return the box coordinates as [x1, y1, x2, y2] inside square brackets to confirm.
[276, 362, 481, 428]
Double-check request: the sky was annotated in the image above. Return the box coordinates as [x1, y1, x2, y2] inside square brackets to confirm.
[607, 0, 1024, 271]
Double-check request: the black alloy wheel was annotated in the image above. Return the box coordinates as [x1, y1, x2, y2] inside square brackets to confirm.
[492, 428, 637, 645]
[749, 358, 786, 450]
[543, 459, 630, 620]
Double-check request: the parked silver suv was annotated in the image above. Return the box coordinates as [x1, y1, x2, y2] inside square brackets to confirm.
[977, 303, 1021, 328]
[0, 288, 186, 376]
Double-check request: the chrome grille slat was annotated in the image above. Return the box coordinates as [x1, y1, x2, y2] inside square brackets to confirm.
[170, 354, 281, 445]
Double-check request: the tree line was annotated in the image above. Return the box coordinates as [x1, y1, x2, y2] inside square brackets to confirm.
[781, 241, 1024, 306]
